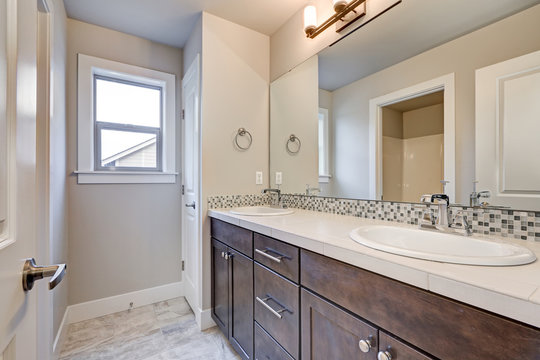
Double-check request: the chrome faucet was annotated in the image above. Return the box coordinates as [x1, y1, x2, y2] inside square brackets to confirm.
[470, 181, 491, 207]
[419, 193, 472, 236]
[305, 184, 321, 196]
[262, 188, 283, 207]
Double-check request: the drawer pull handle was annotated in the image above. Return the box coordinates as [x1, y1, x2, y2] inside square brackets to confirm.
[377, 350, 393, 360]
[256, 295, 289, 319]
[359, 336, 375, 353]
[255, 248, 286, 263]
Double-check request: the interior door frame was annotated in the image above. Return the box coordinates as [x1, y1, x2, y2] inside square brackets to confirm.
[36, 0, 54, 358]
[369, 73, 456, 203]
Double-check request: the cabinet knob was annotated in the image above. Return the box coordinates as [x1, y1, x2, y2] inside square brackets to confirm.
[358, 336, 374, 353]
[377, 350, 393, 360]
[221, 251, 225, 258]
[224, 252, 232, 260]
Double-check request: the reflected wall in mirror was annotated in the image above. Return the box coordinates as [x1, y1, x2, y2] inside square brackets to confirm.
[269, 3, 540, 210]
[270, 56, 319, 194]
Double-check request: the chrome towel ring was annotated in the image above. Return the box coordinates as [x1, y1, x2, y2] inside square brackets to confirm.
[286, 134, 301, 154]
[235, 128, 252, 150]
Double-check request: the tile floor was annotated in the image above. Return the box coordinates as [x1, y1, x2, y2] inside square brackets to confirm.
[60, 297, 241, 360]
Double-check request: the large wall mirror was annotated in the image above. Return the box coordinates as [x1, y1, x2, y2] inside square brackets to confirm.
[269, 1, 540, 210]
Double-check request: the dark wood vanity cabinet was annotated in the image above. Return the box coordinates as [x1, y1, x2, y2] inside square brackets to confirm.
[301, 288, 379, 360]
[211, 218, 540, 360]
[211, 220, 254, 360]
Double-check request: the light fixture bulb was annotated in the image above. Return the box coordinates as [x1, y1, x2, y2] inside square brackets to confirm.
[303, 5, 317, 36]
[332, 0, 348, 12]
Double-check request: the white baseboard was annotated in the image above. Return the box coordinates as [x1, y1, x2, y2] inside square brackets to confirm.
[193, 306, 216, 330]
[66, 281, 184, 324]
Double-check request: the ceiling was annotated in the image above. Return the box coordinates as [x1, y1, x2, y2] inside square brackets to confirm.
[63, 0, 309, 48]
[385, 90, 443, 113]
[319, 0, 540, 91]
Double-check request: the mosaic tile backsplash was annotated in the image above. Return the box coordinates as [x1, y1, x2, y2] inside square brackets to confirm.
[207, 194, 540, 242]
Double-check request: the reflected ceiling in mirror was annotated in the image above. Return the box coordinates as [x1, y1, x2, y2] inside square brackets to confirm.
[318, 0, 538, 91]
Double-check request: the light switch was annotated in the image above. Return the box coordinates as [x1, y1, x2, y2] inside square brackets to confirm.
[275, 172, 282, 185]
[256, 171, 263, 185]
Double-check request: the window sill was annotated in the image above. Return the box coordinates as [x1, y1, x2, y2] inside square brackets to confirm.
[75, 171, 178, 184]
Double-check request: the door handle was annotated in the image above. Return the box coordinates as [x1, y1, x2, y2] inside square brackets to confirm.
[22, 258, 67, 291]
[185, 201, 196, 209]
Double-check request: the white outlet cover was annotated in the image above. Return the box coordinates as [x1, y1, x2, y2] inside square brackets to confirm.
[275, 172, 282, 185]
[256, 171, 263, 185]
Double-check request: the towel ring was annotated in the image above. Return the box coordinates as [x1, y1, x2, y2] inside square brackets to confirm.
[235, 128, 252, 150]
[286, 134, 301, 154]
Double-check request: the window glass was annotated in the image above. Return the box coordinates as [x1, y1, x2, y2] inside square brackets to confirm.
[95, 76, 161, 128]
[99, 129, 157, 168]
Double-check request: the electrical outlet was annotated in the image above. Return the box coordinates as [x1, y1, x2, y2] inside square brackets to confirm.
[275, 172, 282, 185]
[256, 171, 263, 185]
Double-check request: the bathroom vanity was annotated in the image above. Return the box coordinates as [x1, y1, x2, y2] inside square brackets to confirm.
[209, 210, 540, 360]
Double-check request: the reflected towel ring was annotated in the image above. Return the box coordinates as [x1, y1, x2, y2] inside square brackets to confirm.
[286, 134, 301, 154]
[235, 128, 252, 150]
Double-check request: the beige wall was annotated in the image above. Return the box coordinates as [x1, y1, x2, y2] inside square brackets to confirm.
[201, 13, 270, 309]
[49, 0, 69, 339]
[329, 5, 540, 203]
[66, 19, 183, 304]
[270, 56, 318, 193]
[382, 107, 403, 139]
[403, 103, 444, 138]
[270, 0, 400, 81]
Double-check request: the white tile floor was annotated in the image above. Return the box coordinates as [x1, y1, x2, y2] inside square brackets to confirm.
[60, 297, 241, 360]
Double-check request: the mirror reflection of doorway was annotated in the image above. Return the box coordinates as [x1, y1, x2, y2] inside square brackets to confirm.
[382, 90, 444, 202]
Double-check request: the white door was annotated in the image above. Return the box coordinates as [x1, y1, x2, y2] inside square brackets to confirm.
[476, 50, 540, 209]
[181, 55, 201, 320]
[0, 0, 56, 358]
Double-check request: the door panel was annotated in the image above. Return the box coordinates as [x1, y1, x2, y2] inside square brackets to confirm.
[229, 248, 253, 359]
[301, 289, 378, 360]
[476, 50, 540, 210]
[211, 239, 229, 336]
[181, 54, 200, 312]
[0, 0, 39, 358]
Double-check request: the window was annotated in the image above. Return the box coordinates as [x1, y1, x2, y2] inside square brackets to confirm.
[77, 54, 176, 184]
[318, 108, 331, 183]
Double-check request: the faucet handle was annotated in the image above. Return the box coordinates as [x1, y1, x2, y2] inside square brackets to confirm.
[431, 194, 449, 205]
[420, 194, 432, 203]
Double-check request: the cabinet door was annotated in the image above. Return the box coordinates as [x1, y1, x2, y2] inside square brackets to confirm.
[229, 248, 254, 359]
[378, 332, 434, 360]
[211, 239, 229, 336]
[301, 289, 378, 360]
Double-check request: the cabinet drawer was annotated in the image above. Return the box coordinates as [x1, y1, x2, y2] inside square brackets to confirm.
[378, 332, 434, 360]
[254, 263, 299, 359]
[255, 322, 294, 360]
[211, 218, 252, 257]
[301, 289, 378, 360]
[254, 233, 299, 282]
[301, 249, 540, 360]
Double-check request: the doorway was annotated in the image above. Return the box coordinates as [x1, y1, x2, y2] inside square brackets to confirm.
[381, 91, 444, 202]
[369, 73, 456, 203]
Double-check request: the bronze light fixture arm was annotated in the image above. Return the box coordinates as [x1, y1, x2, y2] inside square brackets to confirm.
[306, 0, 366, 39]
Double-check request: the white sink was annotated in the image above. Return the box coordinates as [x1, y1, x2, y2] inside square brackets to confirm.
[349, 225, 536, 266]
[229, 206, 294, 216]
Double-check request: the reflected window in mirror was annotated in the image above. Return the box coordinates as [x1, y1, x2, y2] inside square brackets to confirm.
[318, 107, 331, 183]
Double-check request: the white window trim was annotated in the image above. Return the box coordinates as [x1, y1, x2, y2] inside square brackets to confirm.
[318, 107, 331, 183]
[77, 53, 177, 184]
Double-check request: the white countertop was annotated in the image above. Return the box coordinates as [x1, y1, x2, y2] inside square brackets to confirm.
[208, 208, 540, 328]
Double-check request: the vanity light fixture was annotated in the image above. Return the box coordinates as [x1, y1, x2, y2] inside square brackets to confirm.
[303, 0, 366, 39]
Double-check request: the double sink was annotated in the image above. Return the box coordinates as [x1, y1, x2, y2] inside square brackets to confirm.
[229, 206, 536, 266]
